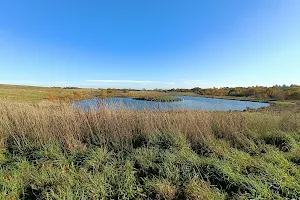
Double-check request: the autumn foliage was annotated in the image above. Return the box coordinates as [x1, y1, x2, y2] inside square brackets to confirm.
[169, 85, 300, 100]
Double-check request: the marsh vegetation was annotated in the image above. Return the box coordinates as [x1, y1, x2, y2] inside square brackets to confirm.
[0, 100, 299, 199]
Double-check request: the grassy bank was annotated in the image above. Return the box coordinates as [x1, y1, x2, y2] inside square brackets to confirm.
[0, 84, 100, 102]
[197, 94, 300, 113]
[199, 94, 279, 103]
[133, 96, 182, 102]
[0, 84, 183, 102]
[0, 100, 299, 199]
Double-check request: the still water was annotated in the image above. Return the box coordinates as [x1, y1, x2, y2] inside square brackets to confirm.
[74, 96, 269, 111]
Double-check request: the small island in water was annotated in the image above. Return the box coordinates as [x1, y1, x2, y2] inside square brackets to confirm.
[133, 95, 182, 102]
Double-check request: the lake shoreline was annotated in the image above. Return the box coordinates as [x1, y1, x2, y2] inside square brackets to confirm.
[186, 95, 300, 113]
[132, 96, 182, 102]
[175, 94, 271, 103]
[74, 95, 269, 112]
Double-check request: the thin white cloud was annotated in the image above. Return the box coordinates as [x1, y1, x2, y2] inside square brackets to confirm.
[1, 80, 38, 85]
[183, 82, 193, 85]
[86, 80, 175, 85]
[81, 83, 118, 86]
[181, 80, 209, 85]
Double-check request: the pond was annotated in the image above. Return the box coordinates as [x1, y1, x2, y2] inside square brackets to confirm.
[73, 96, 269, 111]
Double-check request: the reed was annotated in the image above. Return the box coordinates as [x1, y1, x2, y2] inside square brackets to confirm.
[0, 100, 299, 199]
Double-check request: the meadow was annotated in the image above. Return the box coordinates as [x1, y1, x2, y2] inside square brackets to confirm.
[0, 98, 299, 199]
[0, 84, 186, 102]
[2, 0, 300, 198]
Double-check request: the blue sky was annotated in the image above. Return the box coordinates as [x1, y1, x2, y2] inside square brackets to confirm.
[0, 0, 299, 89]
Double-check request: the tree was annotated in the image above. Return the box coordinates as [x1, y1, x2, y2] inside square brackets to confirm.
[266, 88, 276, 98]
[273, 90, 285, 100]
[286, 91, 300, 100]
[244, 88, 256, 97]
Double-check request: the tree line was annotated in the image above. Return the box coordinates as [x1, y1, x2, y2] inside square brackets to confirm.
[167, 85, 300, 100]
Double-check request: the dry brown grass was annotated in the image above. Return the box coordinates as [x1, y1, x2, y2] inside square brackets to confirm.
[0, 100, 299, 154]
[0, 100, 300, 199]
[153, 180, 177, 200]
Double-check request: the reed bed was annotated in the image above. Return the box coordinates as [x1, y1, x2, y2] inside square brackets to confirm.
[0, 100, 299, 199]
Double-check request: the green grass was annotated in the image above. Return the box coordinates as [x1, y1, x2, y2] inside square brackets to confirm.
[0, 84, 184, 102]
[272, 101, 296, 105]
[0, 84, 99, 102]
[1, 130, 300, 199]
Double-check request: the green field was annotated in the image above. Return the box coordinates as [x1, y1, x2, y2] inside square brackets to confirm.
[0, 84, 100, 102]
[0, 84, 186, 102]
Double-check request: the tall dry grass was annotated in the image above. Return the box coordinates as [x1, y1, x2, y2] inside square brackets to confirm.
[1, 100, 300, 199]
[0, 100, 298, 154]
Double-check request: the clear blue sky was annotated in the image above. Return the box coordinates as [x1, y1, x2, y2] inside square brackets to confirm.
[0, 0, 299, 89]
